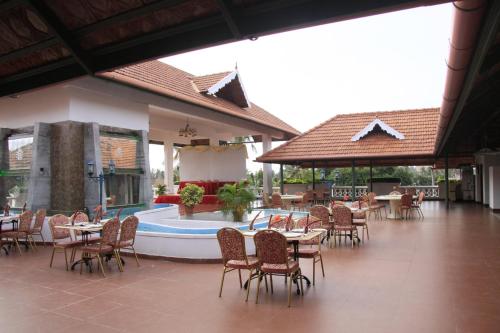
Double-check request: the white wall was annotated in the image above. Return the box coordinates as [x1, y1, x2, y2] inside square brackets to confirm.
[68, 86, 149, 131]
[179, 147, 246, 181]
[489, 166, 500, 210]
[0, 86, 70, 128]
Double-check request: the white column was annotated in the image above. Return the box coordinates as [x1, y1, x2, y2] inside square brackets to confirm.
[262, 134, 273, 195]
[163, 135, 174, 194]
[489, 166, 500, 210]
[475, 166, 482, 203]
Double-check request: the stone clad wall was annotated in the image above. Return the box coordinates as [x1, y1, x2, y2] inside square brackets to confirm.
[50, 121, 85, 213]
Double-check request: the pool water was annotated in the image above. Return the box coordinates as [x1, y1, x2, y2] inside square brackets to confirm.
[137, 209, 308, 235]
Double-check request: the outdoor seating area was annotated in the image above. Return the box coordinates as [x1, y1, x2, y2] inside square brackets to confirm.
[0, 201, 499, 332]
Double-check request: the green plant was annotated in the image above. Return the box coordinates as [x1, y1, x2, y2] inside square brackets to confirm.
[155, 184, 167, 196]
[179, 184, 204, 208]
[217, 181, 256, 222]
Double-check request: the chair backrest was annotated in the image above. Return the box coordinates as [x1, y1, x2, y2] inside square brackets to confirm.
[48, 214, 71, 240]
[93, 205, 103, 223]
[367, 192, 377, 204]
[3, 204, 10, 216]
[18, 210, 33, 232]
[217, 227, 247, 265]
[268, 214, 288, 229]
[315, 190, 324, 199]
[417, 191, 425, 204]
[389, 191, 402, 195]
[262, 193, 271, 208]
[331, 205, 352, 226]
[119, 216, 139, 245]
[254, 229, 288, 265]
[101, 218, 120, 246]
[33, 209, 46, 230]
[351, 200, 368, 209]
[401, 194, 413, 207]
[305, 190, 314, 201]
[309, 205, 330, 226]
[296, 215, 322, 229]
[21, 202, 27, 213]
[271, 193, 282, 207]
[70, 212, 89, 223]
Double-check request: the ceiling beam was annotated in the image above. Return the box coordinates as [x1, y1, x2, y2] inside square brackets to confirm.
[437, 0, 500, 155]
[73, 0, 185, 37]
[0, 0, 24, 12]
[0, 58, 76, 84]
[0, 38, 59, 64]
[24, 0, 94, 75]
[215, 0, 241, 38]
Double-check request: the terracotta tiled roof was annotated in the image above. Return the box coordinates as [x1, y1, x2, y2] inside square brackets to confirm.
[257, 108, 440, 164]
[192, 72, 231, 92]
[99, 61, 299, 139]
[100, 136, 137, 169]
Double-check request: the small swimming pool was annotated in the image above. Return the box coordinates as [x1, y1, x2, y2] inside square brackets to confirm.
[136, 209, 308, 235]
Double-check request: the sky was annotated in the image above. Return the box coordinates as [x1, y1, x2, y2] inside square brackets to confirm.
[151, 3, 454, 172]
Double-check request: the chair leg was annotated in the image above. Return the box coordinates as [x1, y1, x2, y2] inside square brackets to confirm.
[287, 273, 293, 307]
[245, 269, 253, 302]
[14, 238, 22, 255]
[312, 258, 316, 286]
[64, 248, 69, 271]
[255, 271, 263, 304]
[238, 269, 242, 288]
[270, 274, 274, 294]
[40, 233, 45, 246]
[299, 269, 304, 296]
[366, 225, 370, 240]
[131, 246, 140, 267]
[319, 255, 325, 277]
[114, 250, 123, 272]
[49, 247, 56, 268]
[219, 267, 227, 297]
[96, 254, 106, 278]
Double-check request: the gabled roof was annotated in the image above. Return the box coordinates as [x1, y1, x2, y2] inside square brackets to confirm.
[98, 61, 299, 139]
[257, 108, 440, 166]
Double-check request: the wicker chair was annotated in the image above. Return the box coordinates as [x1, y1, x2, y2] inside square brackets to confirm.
[1, 210, 34, 255]
[71, 211, 101, 243]
[351, 201, 369, 242]
[292, 192, 309, 211]
[29, 208, 46, 247]
[217, 227, 260, 301]
[309, 205, 332, 240]
[331, 205, 358, 248]
[367, 192, 386, 219]
[400, 194, 414, 220]
[254, 229, 304, 307]
[48, 214, 82, 270]
[79, 218, 121, 277]
[293, 215, 325, 285]
[113, 216, 140, 268]
[412, 192, 425, 218]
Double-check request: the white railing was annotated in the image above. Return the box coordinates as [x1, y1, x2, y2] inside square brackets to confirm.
[400, 185, 439, 198]
[332, 186, 368, 199]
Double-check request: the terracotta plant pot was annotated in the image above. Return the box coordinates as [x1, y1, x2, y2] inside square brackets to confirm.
[184, 205, 194, 215]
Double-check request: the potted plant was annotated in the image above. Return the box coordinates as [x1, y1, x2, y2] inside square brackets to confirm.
[155, 184, 167, 196]
[217, 181, 256, 222]
[179, 183, 204, 215]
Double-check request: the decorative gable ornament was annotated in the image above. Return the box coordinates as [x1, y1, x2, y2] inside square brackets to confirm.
[351, 118, 405, 142]
[206, 70, 250, 108]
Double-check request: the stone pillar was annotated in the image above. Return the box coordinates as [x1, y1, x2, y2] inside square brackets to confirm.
[50, 121, 84, 214]
[27, 123, 51, 212]
[163, 134, 174, 193]
[0, 128, 11, 207]
[83, 123, 105, 211]
[475, 165, 482, 203]
[489, 166, 500, 211]
[137, 130, 153, 209]
[262, 134, 273, 195]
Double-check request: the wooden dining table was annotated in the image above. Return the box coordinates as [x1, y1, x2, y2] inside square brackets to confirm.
[242, 228, 325, 294]
[0, 214, 20, 255]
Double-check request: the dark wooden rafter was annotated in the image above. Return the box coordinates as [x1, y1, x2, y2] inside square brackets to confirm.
[0, 0, 24, 12]
[437, 0, 500, 155]
[73, 0, 186, 37]
[24, 0, 94, 75]
[215, 0, 241, 39]
[0, 38, 59, 64]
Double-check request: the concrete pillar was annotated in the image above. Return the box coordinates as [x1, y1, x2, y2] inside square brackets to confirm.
[27, 123, 51, 212]
[489, 166, 500, 211]
[262, 134, 273, 195]
[83, 123, 106, 211]
[137, 130, 153, 209]
[475, 165, 482, 203]
[279, 163, 284, 194]
[50, 121, 85, 214]
[163, 135, 174, 193]
[0, 128, 11, 207]
[483, 163, 490, 205]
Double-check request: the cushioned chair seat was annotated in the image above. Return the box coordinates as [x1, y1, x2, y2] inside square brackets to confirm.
[334, 225, 357, 231]
[288, 247, 319, 258]
[261, 260, 299, 274]
[1, 231, 27, 238]
[81, 244, 113, 253]
[226, 257, 260, 269]
[55, 239, 83, 248]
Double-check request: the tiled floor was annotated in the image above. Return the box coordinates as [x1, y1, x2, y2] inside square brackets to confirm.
[1, 201, 500, 332]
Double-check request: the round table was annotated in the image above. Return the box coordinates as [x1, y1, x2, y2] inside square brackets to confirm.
[374, 195, 404, 219]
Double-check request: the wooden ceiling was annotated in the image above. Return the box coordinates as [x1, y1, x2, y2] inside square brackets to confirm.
[0, 0, 446, 97]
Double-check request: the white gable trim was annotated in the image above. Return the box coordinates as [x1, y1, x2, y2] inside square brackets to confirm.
[207, 70, 250, 108]
[351, 118, 405, 142]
